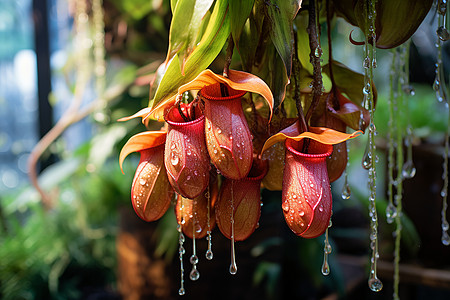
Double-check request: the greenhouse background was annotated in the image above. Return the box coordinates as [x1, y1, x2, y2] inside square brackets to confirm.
[0, 0, 450, 299]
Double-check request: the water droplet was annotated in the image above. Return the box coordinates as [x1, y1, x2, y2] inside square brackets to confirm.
[282, 201, 290, 212]
[186, 149, 192, 156]
[362, 151, 372, 170]
[341, 183, 351, 200]
[437, 26, 450, 41]
[363, 57, 370, 69]
[314, 47, 322, 58]
[321, 259, 330, 276]
[402, 160, 416, 179]
[318, 207, 323, 213]
[195, 224, 202, 233]
[139, 178, 146, 186]
[386, 203, 397, 224]
[368, 277, 383, 292]
[190, 255, 198, 265]
[442, 221, 449, 231]
[171, 152, 179, 166]
[229, 263, 238, 275]
[189, 268, 200, 281]
[299, 210, 305, 216]
[206, 249, 213, 260]
[402, 84, 415, 96]
[178, 288, 185, 296]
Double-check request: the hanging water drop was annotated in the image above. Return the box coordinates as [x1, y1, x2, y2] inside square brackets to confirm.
[401, 160, 416, 179]
[321, 255, 330, 276]
[341, 178, 351, 200]
[189, 267, 200, 281]
[437, 26, 450, 41]
[368, 277, 383, 292]
[363, 56, 370, 69]
[362, 141, 372, 170]
[442, 232, 450, 246]
[386, 203, 397, 224]
[206, 249, 213, 260]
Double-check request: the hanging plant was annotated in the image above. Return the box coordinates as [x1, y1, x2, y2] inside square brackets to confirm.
[117, 0, 445, 298]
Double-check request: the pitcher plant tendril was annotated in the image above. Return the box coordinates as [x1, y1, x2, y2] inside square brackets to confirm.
[436, 0, 450, 246]
[205, 186, 214, 260]
[362, 0, 383, 293]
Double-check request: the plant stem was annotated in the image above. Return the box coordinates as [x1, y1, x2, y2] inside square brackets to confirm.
[305, 0, 323, 124]
[292, 30, 308, 133]
[223, 34, 234, 78]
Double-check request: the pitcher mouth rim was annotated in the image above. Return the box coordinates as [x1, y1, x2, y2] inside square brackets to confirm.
[165, 106, 205, 127]
[285, 138, 333, 158]
[200, 83, 247, 101]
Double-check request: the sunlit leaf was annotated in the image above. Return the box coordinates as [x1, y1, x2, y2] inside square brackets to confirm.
[165, 0, 215, 68]
[148, 69, 274, 121]
[261, 121, 362, 154]
[119, 131, 167, 173]
[149, 0, 230, 110]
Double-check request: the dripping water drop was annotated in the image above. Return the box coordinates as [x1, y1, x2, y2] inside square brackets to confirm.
[386, 203, 397, 224]
[368, 277, 383, 292]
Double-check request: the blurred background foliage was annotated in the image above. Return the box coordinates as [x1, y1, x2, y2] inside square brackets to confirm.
[0, 0, 449, 300]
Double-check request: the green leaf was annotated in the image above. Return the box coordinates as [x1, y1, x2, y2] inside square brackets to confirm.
[269, 46, 289, 110]
[323, 61, 366, 106]
[237, 2, 266, 71]
[230, 0, 255, 43]
[150, 0, 231, 110]
[165, 0, 215, 67]
[266, 0, 302, 79]
[170, 0, 178, 13]
[295, 11, 313, 74]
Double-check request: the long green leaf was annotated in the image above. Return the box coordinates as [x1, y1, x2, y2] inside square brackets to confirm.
[165, 0, 215, 66]
[229, 0, 255, 43]
[150, 0, 230, 109]
[266, 0, 302, 79]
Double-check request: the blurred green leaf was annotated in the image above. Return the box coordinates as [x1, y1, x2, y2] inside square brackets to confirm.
[253, 261, 281, 299]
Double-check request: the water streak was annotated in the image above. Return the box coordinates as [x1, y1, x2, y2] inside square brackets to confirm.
[229, 181, 238, 275]
[189, 210, 200, 281]
[321, 221, 332, 276]
[436, 0, 450, 247]
[178, 223, 186, 296]
[205, 187, 214, 260]
[363, 0, 382, 292]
